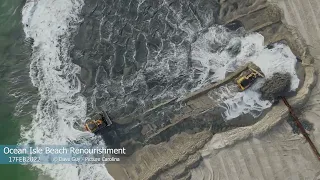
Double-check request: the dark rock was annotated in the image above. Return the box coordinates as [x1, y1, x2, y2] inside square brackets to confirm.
[260, 73, 292, 101]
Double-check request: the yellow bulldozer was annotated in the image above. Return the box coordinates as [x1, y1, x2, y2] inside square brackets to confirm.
[235, 66, 265, 91]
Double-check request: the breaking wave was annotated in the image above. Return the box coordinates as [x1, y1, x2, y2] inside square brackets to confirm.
[21, 0, 113, 179]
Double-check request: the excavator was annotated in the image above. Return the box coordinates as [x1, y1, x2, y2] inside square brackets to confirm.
[235, 66, 265, 91]
[84, 111, 113, 135]
[84, 111, 121, 148]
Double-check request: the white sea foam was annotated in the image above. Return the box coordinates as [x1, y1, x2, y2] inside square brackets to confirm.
[21, 0, 113, 179]
[191, 27, 299, 120]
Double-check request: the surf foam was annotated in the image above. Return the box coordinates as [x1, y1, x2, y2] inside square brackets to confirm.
[191, 27, 299, 120]
[21, 0, 113, 179]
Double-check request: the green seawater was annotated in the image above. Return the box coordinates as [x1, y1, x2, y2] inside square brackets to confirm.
[0, 0, 38, 179]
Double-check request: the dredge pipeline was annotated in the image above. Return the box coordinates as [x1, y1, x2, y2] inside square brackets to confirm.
[281, 96, 320, 161]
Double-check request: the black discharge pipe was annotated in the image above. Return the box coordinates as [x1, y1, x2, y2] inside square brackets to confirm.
[281, 96, 320, 161]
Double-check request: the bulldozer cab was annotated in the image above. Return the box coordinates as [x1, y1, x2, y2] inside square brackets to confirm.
[84, 112, 112, 134]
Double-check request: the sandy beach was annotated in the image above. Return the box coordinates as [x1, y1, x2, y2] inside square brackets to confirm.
[190, 0, 320, 179]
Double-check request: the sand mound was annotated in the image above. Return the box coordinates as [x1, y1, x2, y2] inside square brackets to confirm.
[260, 72, 291, 100]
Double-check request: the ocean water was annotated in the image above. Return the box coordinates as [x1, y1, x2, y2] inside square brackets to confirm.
[0, 0, 39, 179]
[21, 0, 112, 179]
[0, 0, 300, 179]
